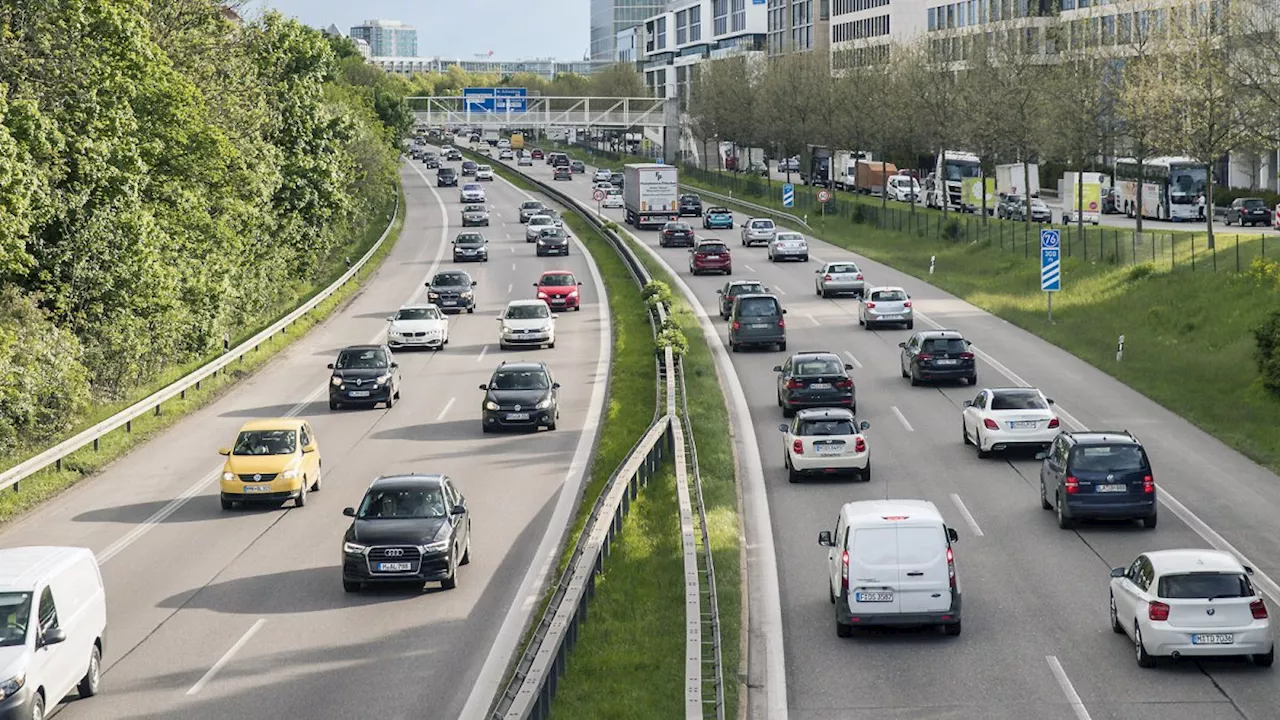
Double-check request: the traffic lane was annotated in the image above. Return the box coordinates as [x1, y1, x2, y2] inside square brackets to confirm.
[56, 176, 608, 719]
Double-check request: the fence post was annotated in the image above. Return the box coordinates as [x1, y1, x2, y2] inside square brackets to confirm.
[1236, 235, 1240, 272]
[1191, 236, 1196, 271]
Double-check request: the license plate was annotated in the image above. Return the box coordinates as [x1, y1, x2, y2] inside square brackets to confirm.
[881, 314, 902, 320]
[810, 383, 832, 390]
[1010, 421, 1038, 429]
[936, 359, 958, 365]
[1193, 633, 1234, 644]
[1096, 484, 1126, 493]
[751, 323, 769, 328]
[243, 485, 271, 493]
[507, 412, 530, 420]
[855, 591, 893, 602]
[816, 445, 844, 455]
[377, 562, 413, 572]
[443, 300, 456, 305]
[551, 299, 565, 303]
[348, 390, 370, 397]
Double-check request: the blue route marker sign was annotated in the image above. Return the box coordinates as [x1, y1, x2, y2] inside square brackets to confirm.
[1040, 229, 1061, 292]
[782, 183, 795, 208]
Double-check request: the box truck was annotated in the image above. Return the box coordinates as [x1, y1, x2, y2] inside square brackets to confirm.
[995, 163, 1040, 198]
[833, 151, 873, 191]
[623, 163, 679, 229]
[854, 161, 898, 196]
[1060, 171, 1106, 225]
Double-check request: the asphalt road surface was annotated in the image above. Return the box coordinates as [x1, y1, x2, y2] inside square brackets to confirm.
[504, 148, 1280, 720]
[0, 159, 610, 720]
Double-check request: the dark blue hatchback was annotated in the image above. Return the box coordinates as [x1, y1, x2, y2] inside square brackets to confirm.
[1038, 430, 1156, 529]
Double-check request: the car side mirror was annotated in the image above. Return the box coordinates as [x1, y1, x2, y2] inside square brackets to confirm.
[965, 340, 973, 345]
[860, 421, 870, 431]
[552, 314, 560, 319]
[1244, 565, 1255, 575]
[1035, 451, 1048, 461]
[815, 268, 822, 273]
[450, 505, 466, 515]
[386, 316, 395, 322]
[778, 423, 789, 432]
[947, 528, 959, 543]
[716, 289, 723, 295]
[533, 283, 539, 287]
[471, 281, 478, 286]
[552, 382, 561, 389]
[39, 627, 67, 647]
[772, 365, 783, 372]
[578, 281, 583, 286]
[1046, 398, 1055, 405]
[425, 282, 431, 287]
[326, 363, 335, 369]
[818, 531, 833, 547]
[782, 309, 787, 314]
[343, 507, 357, 518]
[217, 447, 232, 457]
[844, 364, 854, 371]
[962, 400, 973, 408]
[302, 443, 317, 454]
[897, 342, 906, 348]
[1110, 567, 1126, 578]
[390, 362, 398, 369]
[495, 316, 503, 321]
[478, 384, 488, 390]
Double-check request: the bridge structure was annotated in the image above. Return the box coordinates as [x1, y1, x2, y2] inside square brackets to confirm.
[408, 95, 675, 131]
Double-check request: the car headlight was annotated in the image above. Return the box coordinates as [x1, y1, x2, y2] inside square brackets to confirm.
[0, 673, 26, 700]
[568, 290, 579, 298]
[422, 540, 449, 554]
[222, 472, 235, 481]
[330, 376, 343, 387]
[537, 291, 548, 299]
[485, 400, 499, 411]
[280, 469, 298, 480]
[461, 292, 473, 299]
[375, 374, 391, 385]
[421, 523, 451, 553]
[502, 327, 514, 336]
[535, 397, 552, 410]
[539, 324, 553, 333]
[343, 541, 367, 554]
[428, 291, 439, 298]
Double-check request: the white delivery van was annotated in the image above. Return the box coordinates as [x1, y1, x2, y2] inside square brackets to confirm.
[0, 547, 106, 720]
[818, 500, 961, 638]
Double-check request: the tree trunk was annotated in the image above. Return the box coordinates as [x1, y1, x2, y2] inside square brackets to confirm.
[939, 150, 949, 219]
[1023, 159, 1033, 224]
[1205, 161, 1216, 249]
[1076, 163, 1085, 237]
[881, 147, 889, 219]
[981, 166, 989, 225]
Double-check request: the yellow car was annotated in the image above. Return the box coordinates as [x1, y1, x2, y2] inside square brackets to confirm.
[218, 419, 322, 510]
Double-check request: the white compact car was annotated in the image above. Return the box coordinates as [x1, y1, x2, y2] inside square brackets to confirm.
[498, 299, 557, 350]
[741, 217, 777, 247]
[459, 183, 485, 203]
[961, 387, 1059, 457]
[858, 286, 914, 330]
[525, 214, 556, 242]
[602, 190, 623, 208]
[499, 149, 514, 160]
[497, 138, 511, 149]
[779, 408, 870, 482]
[475, 165, 495, 181]
[386, 304, 449, 350]
[593, 168, 612, 183]
[518, 154, 534, 166]
[1110, 549, 1273, 667]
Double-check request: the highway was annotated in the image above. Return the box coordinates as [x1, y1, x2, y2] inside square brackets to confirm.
[502, 147, 1280, 719]
[0, 159, 611, 719]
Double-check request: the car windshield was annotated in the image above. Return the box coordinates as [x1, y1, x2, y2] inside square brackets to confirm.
[920, 338, 967, 353]
[233, 429, 297, 456]
[1071, 444, 1148, 471]
[796, 419, 857, 436]
[990, 391, 1048, 410]
[737, 297, 780, 317]
[522, 201, 542, 209]
[1158, 572, 1253, 599]
[507, 304, 550, 319]
[727, 283, 764, 296]
[530, 217, 551, 225]
[681, 195, 699, 202]
[463, 161, 476, 167]
[463, 184, 481, 191]
[463, 205, 485, 212]
[396, 308, 439, 321]
[795, 357, 844, 375]
[828, 263, 859, 273]
[540, 230, 567, 240]
[870, 289, 906, 301]
[356, 487, 446, 519]
[606, 189, 621, 196]
[439, 169, 455, 175]
[336, 348, 389, 370]
[540, 274, 575, 286]
[0, 592, 32, 647]
[433, 273, 470, 287]
[456, 234, 483, 245]
[478, 165, 491, 171]
[697, 244, 728, 253]
[1031, 199, 1048, 209]
[491, 370, 551, 390]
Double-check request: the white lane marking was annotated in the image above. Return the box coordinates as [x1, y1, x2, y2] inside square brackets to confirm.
[890, 406, 914, 432]
[950, 493, 984, 537]
[843, 351, 862, 369]
[436, 397, 455, 422]
[804, 311, 820, 326]
[507, 283, 513, 294]
[743, 264, 757, 273]
[187, 618, 266, 696]
[1046, 655, 1093, 720]
[775, 286, 787, 295]
[913, 305, 1280, 602]
[98, 164, 451, 566]
[459, 161, 614, 720]
[512, 262, 517, 271]
[510, 246, 516, 253]
[476, 345, 488, 363]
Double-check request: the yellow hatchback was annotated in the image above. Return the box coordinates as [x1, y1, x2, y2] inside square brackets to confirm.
[218, 419, 322, 510]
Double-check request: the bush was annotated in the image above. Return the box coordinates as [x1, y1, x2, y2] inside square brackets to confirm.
[1125, 263, 1156, 282]
[656, 320, 689, 357]
[942, 218, 962, 241]
[1214, 186, 1280, 211]
[642, 280, 674, 308]
[1248, 257, 1280, 289]
[1256, 309, 1280, 397]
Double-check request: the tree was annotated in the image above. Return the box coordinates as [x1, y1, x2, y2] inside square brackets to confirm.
[1116, 2, 1176, 239]
[757, 51, 832, 182]
[908, 41, 965, 217]
[1043, 45, 1113, 237]
[587, 63, 647, 97]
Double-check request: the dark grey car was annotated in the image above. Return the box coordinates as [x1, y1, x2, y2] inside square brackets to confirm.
[728, 294, 787, 352]
[536, 228, 571, 256]
[774, 351, 856, 417]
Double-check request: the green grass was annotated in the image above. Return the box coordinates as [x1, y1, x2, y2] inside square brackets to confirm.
[0, 186, 407, 524]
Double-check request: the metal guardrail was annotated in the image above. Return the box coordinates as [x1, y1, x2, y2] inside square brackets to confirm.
[0, 189, 401, 495]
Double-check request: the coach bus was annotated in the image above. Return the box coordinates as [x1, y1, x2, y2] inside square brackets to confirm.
[1114, 156, 1206, 221]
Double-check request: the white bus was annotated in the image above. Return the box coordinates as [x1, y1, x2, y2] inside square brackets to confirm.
[1114, 156, 1207, 222]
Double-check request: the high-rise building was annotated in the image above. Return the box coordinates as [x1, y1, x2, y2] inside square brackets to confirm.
[350, 19, 417, 58]
[591, 0, 669, 60]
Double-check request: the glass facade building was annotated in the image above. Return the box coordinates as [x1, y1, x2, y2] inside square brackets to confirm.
[350, 19, 418, 58]
[592, 0, 670, 60]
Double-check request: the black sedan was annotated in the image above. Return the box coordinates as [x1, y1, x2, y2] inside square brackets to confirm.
[480, 361, 560, 432]
[341, 473, 471, 592]
[660, 221, 695, 247]
[1226, 197, 1271, 226]
[452, 232, 489, 262]
[461, 160, 478, 176]
[328, 345, 401, 410]
[775, 352, 856, 416]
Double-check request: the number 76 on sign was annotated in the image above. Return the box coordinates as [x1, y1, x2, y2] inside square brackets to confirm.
[1040, 230, 1061, 292]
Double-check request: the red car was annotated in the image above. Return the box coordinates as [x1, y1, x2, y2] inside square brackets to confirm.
[535, 270, 583, 311]
[689, 240, 732, 275]
[530, 148, 544, 159]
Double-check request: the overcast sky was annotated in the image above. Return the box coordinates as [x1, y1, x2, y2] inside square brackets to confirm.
[246, 1, 591, 61]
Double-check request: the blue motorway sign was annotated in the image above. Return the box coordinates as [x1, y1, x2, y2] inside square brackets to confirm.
[782, 183, 795, 208]
[1040, 229, 1061, 292]
[462, 87, 528, 113]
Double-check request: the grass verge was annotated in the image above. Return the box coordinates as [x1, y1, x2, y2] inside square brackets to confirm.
[0, 185, 407, 524]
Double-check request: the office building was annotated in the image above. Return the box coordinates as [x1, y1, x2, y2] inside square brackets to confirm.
[767, 0, 831, 57]
[616, 25, 648, 64]
[350, 19, 418, 58]
[830, 0, 927, 69]
[592, 0, 669, 60]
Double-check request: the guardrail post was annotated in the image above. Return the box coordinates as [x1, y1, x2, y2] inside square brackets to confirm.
[93, 438, 99, 452]
[126, 420, 132, 434]
[154, 404, 161, 417]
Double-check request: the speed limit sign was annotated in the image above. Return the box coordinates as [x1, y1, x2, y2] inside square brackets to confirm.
[817, 189, 832, 203]
[593, 189, 606, 202]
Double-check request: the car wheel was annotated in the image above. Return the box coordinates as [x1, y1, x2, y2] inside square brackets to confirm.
[440, 548, 459, 590]
[1135, 625, 1156, 667]
[329, 400, 340, 411]
[499, 342, 508, 351]
[30, 691, 43, 720]
[343, 579, 361, 593]
[858, 314, 865, 326]
[907, 320, 914, 329]
[1040, 480, 1052, 510]
[942, 621, 962, 636]
[730, 340, 739, 353]
[909, 370, 920, 386]
[311, 463, 322, 491]
[460, 529, 472, 565]
[482, 423, 493, 433]
[295, 482, 307, 507]
[860, 462, 871, 482]
[901, 363, 909, 378]
[1141, 512, 1158, 529]
[836, 619, 853, 638]
[1253, 647, 1275, 667]
[778, 341, 787, 351]
[829, 580, 836, 604]
[962, 420, 971, 445]
[221, 496, 234, 511]
[467, 306, 474, 314]
[976, 432, 990, 458]
[78, 643, 102, 698]
[801, 255, 809, 262]
[782, 405, 795, 418]
[1056, 494, 1073, 529]
[1110, 592, 1125, 634]
[967, 374, 978, 386]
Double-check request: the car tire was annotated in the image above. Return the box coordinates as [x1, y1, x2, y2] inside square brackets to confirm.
[730, 340, 739, 353]
[1110, 593, 1125, 634]
[860, 462, 871, 482]
[482, 423, 492, 433]
[1135, 625, 1156, 667]
[976, 433, 990, 458]
[858, 315, 865, 326]
[909, 371, 920, 386]
[467, 306, 474, 314]
[836, 619, 853, 638]
[801, 255, 809, 262]
[1253, 648, 1275, 667]
[460, 530, 472, 565]
[548, 340, 556, 349]
[311, 463, 322, 491]
[78, 643, 102, 698]
[962, 420, 971, 445]
[782, 405, 795, 418]
[295, 482, 307, 508]
[942, 621, 962, 636]
[1056, 495, 1073, 529]
[30, 691, 44, 720]
[778, 341, 787, 351]
[330, 400, 340, 411]
[901, 364, 909, 378]
[967, 374, 978, 386]
[343, 579, 361, 593]
[1141, 512, 1158, 529]
[829, 581, 836, 605]
[907, 320, 914, 329]
[440, 549, 459, 590]
[1040, 481, 1053, 510]
[221, 496, 234, 511]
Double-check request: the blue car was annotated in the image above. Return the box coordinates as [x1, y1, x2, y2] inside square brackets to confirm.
[703, 206, 734, 229]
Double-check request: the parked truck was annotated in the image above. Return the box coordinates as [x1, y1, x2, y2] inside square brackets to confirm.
[833, 151, 873, 191]
[623, 163, 680, 229]
[924, 150, 983, 212]
[1060, 171, 1108, 225]
[995, 163, 1040, 198]
[854, 161, 898, 196]
[803, 146, 833, 187]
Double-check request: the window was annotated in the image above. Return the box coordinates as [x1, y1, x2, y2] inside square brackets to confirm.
[797, 418, 857, 436]
[491, 370, 551, 390]
[928, 7, 937, 30]
[795, 357, 844, 375]
[357, 487, 447, 519]
[714, 0, 729, 35]
[37, 587, 58, 633]
[656, 17, 667, 48]
[677, 10, 688, 45]
[299, 424, 312, 449]
[690, 6, 702, 42]
[870, 289, 906, 301]
[921, 338, 968, 353]
[990, 391, 1048, 411]
[0, 592, 32, 647]
[335, 348, 388, 369]
[1069, 444, 1149, 472]
[1159, 573, 1253, 599]
[732, 0, 746, 32]
[737, 297, 780, 317]
[233, 429, 298, 456]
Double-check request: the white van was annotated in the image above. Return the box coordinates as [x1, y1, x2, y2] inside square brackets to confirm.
[817, 500, 962, 637]
[0, 547, 106, 720]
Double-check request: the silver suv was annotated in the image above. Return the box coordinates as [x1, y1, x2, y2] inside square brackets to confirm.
[741, 218, 777, 247]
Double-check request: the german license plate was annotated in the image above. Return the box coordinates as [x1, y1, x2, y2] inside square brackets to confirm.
[751, 323, 769, 328]
[1096, 484, 1126, 493]
[1193, 633, 1234, 644]
[936, 359, 958, 365]
[377, 562, 412, 572]
[816, 445, 844, 456]
[349, 390, 370, 398]
[507, 412, 530, 420]
[810, 383, 832, 389]
[881, 314, 902, 320]
[243, 485, 271, 493]
[855, 591, 893, 602]
[551, 299, 565, 303]
[443, 300, 456, 305]
[1011, 421, 1038, 429]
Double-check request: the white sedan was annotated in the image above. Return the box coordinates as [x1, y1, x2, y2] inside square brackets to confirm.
[779, 408, 870, 483]
[1110, 549, 1273, 667]
[475, 164, 495, 181]
[499, 149, 514, 160]
[518, 154, 534, 166]
[497, 299, 557, 350]
[386, 304, 448, 350]
[961, 387, 1059, 457]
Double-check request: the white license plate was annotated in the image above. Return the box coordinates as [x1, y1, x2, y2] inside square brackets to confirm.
[1010, 421, 1038, 429]
[816, 445, 844, 456]
[809, 383, 832, 389]
[377, 562, 413, 572]
[936, 359, 959, 365]
[1193, 633, 1234, 645]
[348, 390, 370, 397]
[442, 300, 456, 305]
[751, 323, 769, 328]
[880, 314, 903, 320]
[855, 591, 894, 602]
[507, 412, 530, 420]
[1096, 484, 1126, 493]
[242, 485, 271, 493]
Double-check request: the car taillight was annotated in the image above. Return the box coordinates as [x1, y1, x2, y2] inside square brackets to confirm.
[946, 547, 956, 590]
[864, 302, 876, 309]
[854, 437, 866, 453]
[959, 351, 975, 359]
[824, 274, 833, 281]
[792, 439, 804, 454]
[855, 273, 863, 280]
[983, 418, 999, 430]
[1252, 599, 1268, 619]
[1143, 474, 1154, 493]
[835, 379, 853, 389]
[1148, 600, 1170, 621]
[785, 379, 804, 389]
[903, 300, 912, 308]
[1048, 417, 1060, 428]
[1065, 476, 1079, 494]
[778, 319, 785, 328]
[916, 353, 933, 361]
[732, 321, 740, 330]
[841, 549, 850, 592]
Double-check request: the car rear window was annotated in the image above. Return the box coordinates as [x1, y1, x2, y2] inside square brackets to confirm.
[737, 297, 780, 317]
[697, 243, 728, 253]
[828, 263, 859, 273]
[1069, 444, 1148, 471]
[750, 219, 774, 229]
[668, 223, 690, 231]
[990, 391, 1047, 410]
[794, 358, 843, 375]
[708, 207, 729, 214]
[870, 289, 906, 301]
[1242, 199, 1265, 208]
[776, 233, 805, 243]
[796, 419, 856, 436]
[1158, 572, 1253, 599]
[921, 338, 967, 353]
[727, 283, 764, 296]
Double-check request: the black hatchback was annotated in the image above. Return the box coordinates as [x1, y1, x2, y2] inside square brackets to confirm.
[775, 351, 856, 416]
[461, 160, 478, 176]
[437, 167, 458, 186]
[899, 330, 976, 386]
[480, 361, 561, 432]
[679, 194, 703, 217]
[328, 345, 401, 410]
[1037, 430, 1157, 529]
[1227, 198, 1271, 227]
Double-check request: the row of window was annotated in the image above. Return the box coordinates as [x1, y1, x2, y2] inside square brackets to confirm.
[928, 0, 1054, 32]
[833, 0, 889, 16]
[833, 14, 890, 42]
[925, 7, 1206, 60]
[676, 6, 703, 45]
[832, 42, 891, 69]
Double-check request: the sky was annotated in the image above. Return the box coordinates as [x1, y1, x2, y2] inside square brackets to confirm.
[246, 1, 591, 61]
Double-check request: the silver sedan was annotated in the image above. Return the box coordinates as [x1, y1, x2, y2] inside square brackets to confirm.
[858, 286, 914, 330]
[768, 232, 809, 262]
[814, 261, 865, 298]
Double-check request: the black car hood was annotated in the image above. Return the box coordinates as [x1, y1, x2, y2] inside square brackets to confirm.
[539, 237, 568, 245]
[348, 517, 447, 545]
[333, 367, 387, 380]
[488, 389, 550, 406]
[430, 284, 470, 293]
[455, 243, 486, 249]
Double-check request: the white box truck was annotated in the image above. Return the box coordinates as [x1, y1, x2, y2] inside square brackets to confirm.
[833, 150, 873, 191]
[623, 163, 679, 229]
[1061, 171, 1107, 225]
[995, 163, 1040, 198]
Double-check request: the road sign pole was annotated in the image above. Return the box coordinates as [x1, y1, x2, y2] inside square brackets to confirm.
[1047, 292, 1053, 323]
[1040, 229, 1061, 323]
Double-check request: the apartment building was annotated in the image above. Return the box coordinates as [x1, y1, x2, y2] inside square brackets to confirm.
[370, 57, 612, 80]
[641, 0, 768, 101]
[592, 0, 670, 60]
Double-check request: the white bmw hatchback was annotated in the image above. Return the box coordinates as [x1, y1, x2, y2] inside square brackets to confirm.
[961, 387, 1059, 457]
[1110, 549, 1273, 667]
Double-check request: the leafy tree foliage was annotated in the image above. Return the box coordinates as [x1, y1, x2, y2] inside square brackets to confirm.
[0, 1, 405, 454]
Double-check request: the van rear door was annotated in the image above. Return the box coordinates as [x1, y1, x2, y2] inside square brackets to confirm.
[845, 527, 901, 615]
[895, 525, 953, 613]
